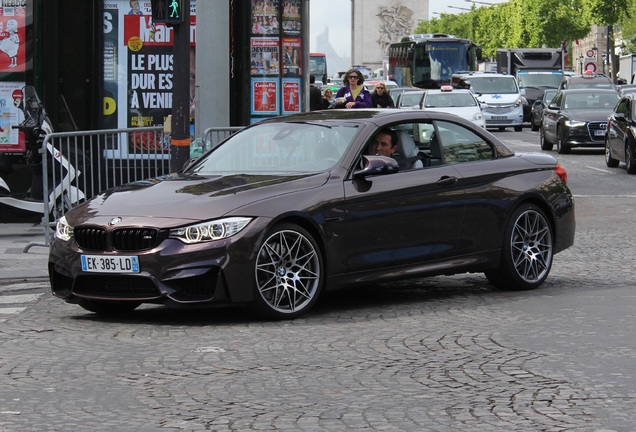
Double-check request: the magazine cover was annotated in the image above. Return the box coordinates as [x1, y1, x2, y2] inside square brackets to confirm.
[0, 3, 26, 72]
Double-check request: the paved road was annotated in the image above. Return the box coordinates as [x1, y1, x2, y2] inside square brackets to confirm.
[1, 128, 635, 431]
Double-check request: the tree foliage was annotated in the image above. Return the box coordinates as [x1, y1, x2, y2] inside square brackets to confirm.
[415, 0, 592, 59]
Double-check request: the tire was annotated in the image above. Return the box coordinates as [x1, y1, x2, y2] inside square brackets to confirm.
[78, 298, 140, 315]
[252, 223, 323, 319]
[485, 204, 553, 291]
[530, 117, 539, 132]
[514, 125, 523, 132]
[556, 127, 570, 154]
[626, 142, 636, 174]
[605, 138, 619, 168]
[540, 127, 553, 151]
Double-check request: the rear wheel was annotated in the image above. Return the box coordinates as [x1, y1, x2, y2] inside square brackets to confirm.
[485, 204, 553, 291]
[626, 142, 636, 174]
[530, 116, 539, 132]
[252, 223, 323, 319]
[540, 127, 553, 151]
[78, 298, 140, 315]
[605, 138, 619, 167]
[556, 127, 570, 154]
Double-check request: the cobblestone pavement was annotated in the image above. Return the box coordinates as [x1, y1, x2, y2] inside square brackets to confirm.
[0, 197, 635, 431]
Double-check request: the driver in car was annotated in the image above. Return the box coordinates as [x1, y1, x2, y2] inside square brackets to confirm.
[368, 127, 398, 157]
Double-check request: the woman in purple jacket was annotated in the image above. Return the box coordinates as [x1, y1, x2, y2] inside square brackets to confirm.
[333, 69, 372, 109]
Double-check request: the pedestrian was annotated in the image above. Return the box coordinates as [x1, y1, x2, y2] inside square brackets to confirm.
[321, 88, 334, 109]
[332, 69, 372, 109]
[371, 83, 394, 108]
[309, 75, 322, 111]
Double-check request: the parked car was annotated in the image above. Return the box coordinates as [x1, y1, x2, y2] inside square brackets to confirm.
[540, 88, 619, 154]
[395, 90, 425, 109]
[420, 85, 485, 128]
[530, 89, 558, 131]
[49, 109, 575, 319]
[605, 92, 636, 173]
[558, 72, 615, 91]
[451, 72, 525, 131]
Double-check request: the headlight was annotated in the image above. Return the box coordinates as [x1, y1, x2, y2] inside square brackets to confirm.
[472, 112, 484, 121]
[565, 120, 587, 127]
[514, 96, 527, 107]
[55, 216, 73, 242]
[169, 217, 252, 244]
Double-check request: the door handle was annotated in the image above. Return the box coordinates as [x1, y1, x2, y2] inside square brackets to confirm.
[437, 176, 458, 186]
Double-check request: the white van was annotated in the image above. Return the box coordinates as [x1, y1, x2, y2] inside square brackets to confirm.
[451, 72, 525, 132]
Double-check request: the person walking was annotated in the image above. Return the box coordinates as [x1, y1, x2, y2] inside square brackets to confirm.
[371, 83, 395, 108]
[332, 69, 372, 109]
[309, 75, 322, 111]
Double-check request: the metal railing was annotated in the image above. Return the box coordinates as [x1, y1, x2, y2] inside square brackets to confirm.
[25, 126, 242, 251]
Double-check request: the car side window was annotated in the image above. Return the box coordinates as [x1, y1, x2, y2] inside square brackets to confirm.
[615, 98, 629, 116]
[433, 120, 494, 165]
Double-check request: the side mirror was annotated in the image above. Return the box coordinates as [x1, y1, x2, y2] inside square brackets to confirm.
[353, 155, 399, 178]
[548, 103, 559, 110]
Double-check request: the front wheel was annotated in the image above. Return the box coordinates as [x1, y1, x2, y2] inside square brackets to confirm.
[556, 127, 570, 154]
[605, 138, 619, 168]
[514, 125, 523, 132]
[485, 204, 553, 291]
[253, 223, 323, 319]
[540, 127, 553, 151]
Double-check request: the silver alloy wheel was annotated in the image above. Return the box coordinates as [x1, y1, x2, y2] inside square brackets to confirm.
[510, 209, 553, 283]
[255, 228, 321, 315]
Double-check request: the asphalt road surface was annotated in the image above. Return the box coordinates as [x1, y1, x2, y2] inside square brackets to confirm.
[1, 126, 635, 431]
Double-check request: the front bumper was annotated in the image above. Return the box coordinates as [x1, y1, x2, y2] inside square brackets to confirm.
[48, 218, 271, 307]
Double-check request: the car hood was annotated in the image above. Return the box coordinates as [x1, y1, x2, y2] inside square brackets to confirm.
[561, 109, 613, 121]
[70, 173, 329, 225]
[476, 93, 521, 104]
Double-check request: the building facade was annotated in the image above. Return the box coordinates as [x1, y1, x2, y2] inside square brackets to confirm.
[351, 0, 429, 70]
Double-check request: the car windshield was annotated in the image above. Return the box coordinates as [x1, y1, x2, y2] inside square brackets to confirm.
[424, 93, 477, 107]
[189, 122, 358, 175]
[569, 80, 614, 90]
[468, 76, 518, 94]
[563, 93, 619, 110]
[517, 71, 563, 89]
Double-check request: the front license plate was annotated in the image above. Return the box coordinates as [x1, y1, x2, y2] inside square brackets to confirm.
[594, 130, 606, 136]
[81, 255, 140, 273]
[491, 116, 506, 120]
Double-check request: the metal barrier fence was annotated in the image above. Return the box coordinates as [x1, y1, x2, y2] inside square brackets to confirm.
[26, 126, 242, 251]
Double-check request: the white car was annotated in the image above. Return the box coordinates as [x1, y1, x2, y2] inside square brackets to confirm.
[420, 86, 486, 128]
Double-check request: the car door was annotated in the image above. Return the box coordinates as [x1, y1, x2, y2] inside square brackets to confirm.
[342, 121, 466, 274]
[542, 91, 563, 143]
[607, 96, 630, 160]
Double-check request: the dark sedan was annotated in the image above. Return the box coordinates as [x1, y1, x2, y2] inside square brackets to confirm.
[49, 110, 575, 319]
[540, 88, 619, 154]
[605, 92, 636, 173]
[530, 89, 557, 131]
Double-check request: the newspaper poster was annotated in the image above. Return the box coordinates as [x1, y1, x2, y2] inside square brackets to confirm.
[251, 78, 279, 115]
[250, 37, 280, 76]
[282, 78, 300, 114]
[281, 37, 301, 76]
[282, 0, 301, 35]
[0, 80, 25, 152]
[251, 0, 280, 35]
[0, 3, 26, 72]
[100, 1, 198, 157]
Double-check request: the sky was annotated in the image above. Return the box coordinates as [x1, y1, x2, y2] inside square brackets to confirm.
[309, 0, 508, 58]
